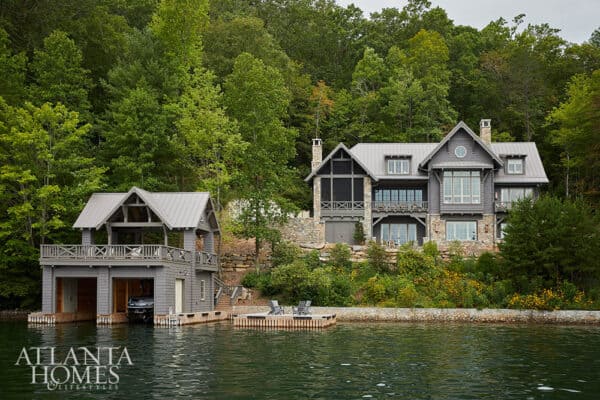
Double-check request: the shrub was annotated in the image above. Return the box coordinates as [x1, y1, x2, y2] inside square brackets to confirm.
[353, 221, 365, 244]
[366, 241, 390, 273]
[241, 271, 261, 288]
[328, 243, 352, 270]
[422, 241, 440, 262]
[476, 252, 502, 279]
[270, 260, 312, 301]
[447, 240, 464, 270]
[397, 282, 419, 307]
[363, 276, 387, 304]
[271, 241, 303, 267]
[304, 250, 322, 270]
[396, 248, 436, 277]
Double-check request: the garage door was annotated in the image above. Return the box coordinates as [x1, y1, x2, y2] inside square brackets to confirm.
[325, 221, 356, 244]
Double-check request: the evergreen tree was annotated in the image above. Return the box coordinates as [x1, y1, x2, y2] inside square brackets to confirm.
[500, 196, 600, 291]
[29, 30, 92, 118]
[223, 53, 298, 269]
[0, 100, 105, 307]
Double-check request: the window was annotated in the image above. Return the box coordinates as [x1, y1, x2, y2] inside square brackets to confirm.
[506, 158, 524, 174]
[446, 221, 477, 241]
[443, 171, 480, 204]
[500, 188, 533, 203]
[374, 189, 423, 203]
[387, 159, 410, 175]
[499, 223, 508, 239]
[200, 280, 206, 301]
[380, 223, 417, 245]
[455, 145, 467, 158]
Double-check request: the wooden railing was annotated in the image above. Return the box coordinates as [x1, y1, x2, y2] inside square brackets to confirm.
[40, 245, 218, 266]
[372, 201, 428, 213]
[495, 201, 513, 212]
[320, 201, 364, 210]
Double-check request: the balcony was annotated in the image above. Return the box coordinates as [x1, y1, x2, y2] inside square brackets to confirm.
[320, 201, 365, 217]
[40, 244, 218, 270]
[372, 201, 428, 214]
[495, 201, 514, 212]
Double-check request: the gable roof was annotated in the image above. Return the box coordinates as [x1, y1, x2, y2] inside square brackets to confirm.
[419, 121, 503, 169]
[491, 142, 549, 183]
[304, 142, 378, 182]
[73, 187, 216, 231]
[350, 143, 436, 180]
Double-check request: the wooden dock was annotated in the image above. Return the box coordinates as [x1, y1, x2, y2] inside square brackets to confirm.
[232, 313, 336, 329]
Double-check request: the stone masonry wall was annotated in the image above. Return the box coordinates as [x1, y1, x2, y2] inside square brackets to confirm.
[232, 306, 600, 325]
[428, 214, 497, 256]
[279, 212, 325, 246]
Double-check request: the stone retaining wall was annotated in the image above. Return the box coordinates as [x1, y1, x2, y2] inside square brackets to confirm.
[279, 213, 324, 246]
[232, 306, 600, 324]
[0, 310, 30, 320]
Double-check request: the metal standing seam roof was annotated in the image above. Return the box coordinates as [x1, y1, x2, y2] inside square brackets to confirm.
[73, 187, 213, 230]
[304, 142, 378, 182]
[491, 142, 549, 183]
[306, 122, 548, 184]
[350, 143, 436, 180]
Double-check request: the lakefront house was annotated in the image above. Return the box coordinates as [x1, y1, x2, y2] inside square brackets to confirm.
[30, 187, 227, 326]
[305, 120, 548, 249]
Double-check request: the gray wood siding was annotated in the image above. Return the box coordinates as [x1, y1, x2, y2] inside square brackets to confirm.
[429, 130, 494, 167]
[42, 266, 54, 313]
[203, 231, 214, 253]
[428, 172, 441, 213]
[81, 229, 94, 245]
[97, 268, 110, 314]
[183, 229, 196, 252]
[429, 130, 495, 215]
[192, 271, 213, 312]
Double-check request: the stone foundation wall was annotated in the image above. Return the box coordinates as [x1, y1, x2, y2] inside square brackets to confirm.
[428, 214, 497, 256]
[279, 212, 325, 246]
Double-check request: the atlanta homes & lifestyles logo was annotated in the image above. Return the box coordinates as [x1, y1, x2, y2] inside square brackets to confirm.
[15, 346, 133, 391]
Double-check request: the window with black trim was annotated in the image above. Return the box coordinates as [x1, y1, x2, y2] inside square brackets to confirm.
[387, 159, 410, 175]
[506, 158, 524, 174]
[443, 171, 481, 204]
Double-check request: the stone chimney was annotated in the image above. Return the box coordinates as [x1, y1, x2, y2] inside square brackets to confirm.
[480, 119, 491, 144]
[311, 138, 322, 171]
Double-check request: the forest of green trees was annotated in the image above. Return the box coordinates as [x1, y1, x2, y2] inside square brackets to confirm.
[0, 0, 598, 308]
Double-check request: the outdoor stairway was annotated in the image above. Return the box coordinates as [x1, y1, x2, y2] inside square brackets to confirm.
[214, 276, 243, 313]
[215, 294, 232, 312]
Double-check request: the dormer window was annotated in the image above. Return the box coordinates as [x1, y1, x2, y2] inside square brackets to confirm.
[506, 158, 524, 174]
[387, 158, 410, 175]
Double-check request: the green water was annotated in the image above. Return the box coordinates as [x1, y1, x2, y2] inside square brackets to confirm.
[0, 321, 599, 399]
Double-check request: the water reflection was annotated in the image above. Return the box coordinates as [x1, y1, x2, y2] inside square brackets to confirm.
[0, 322, 599, 399]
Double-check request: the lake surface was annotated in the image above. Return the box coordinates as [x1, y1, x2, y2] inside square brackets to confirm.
[1, 321, 599, 399]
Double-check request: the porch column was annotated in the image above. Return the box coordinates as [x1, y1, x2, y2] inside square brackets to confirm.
[97, 268, 110, 315]
[42, 266, 54, 313]
[313, 176, 321, 222]
[204, 231, 215, 253]
[82, 229, 94, 245]
[363, 177, 372, 240]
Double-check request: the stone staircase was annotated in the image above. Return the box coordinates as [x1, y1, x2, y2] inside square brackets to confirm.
[214, 276, 243, 313]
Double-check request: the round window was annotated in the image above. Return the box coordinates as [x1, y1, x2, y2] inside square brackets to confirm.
[455, 145, 467, 158]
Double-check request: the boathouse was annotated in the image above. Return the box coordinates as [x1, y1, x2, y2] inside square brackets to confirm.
[34, 187, 224, 325]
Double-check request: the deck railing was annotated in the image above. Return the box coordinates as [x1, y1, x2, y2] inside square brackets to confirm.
[40, 244, 218, 266]
[494, 201, 513, 212]
[372, 201, 428, 213]
[320, 201, 364, 210]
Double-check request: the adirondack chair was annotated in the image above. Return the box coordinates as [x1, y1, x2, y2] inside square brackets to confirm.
[268, 300, 284, 315]
[292, 300, 312, 315]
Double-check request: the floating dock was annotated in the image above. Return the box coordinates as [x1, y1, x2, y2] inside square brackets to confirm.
[232, 313, 336, 329]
